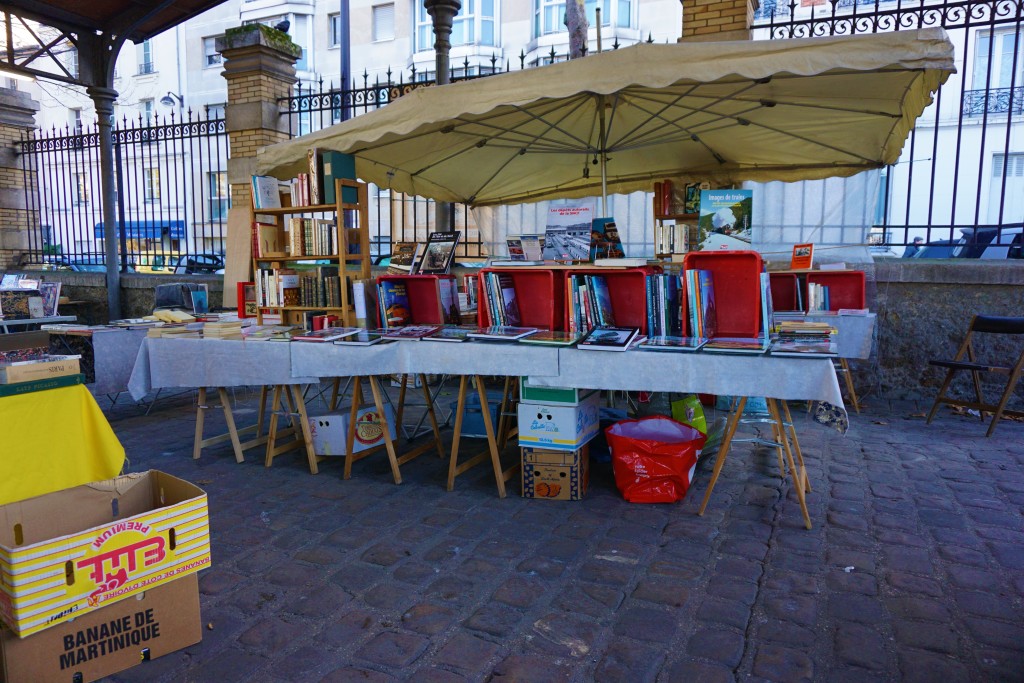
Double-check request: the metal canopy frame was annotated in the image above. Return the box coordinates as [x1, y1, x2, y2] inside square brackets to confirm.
[0, 0, 228, 318]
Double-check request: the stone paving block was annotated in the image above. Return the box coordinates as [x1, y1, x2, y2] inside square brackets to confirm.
[887, 572, 943, 597]
[630, 578, 689, 607]
[593, 640, 666, 683]
[578, 559, 636, 587]
[752, 643, 814, 682]
[431, 631, 501, 673]
[394, 561, 441, 585]
[892, 620, 960, 655]
[490, 653, 573, 681]
[269, 645, 340, 680]
[554, 582, 625, 619]
[697, 597, 751, 630]
[317, 608, 381, 650]
[883, 546, 934, 574]
[283, 584, 353, 619]
[944, 564, 1003, 592]
[411, 667, 471, 682]
[516, 555, 567, 579]
[464, 603, 525, 638]
[897, 650, 969, 683]
[614, 606, 679, 645]
[187, 648, 269, 683]
[962, 617, 1024, 652]
[401, 603, 457, 636]
[200, 568, 247, 595]
[356, 631, 431, 668]
[492, 575, 549, 609]
[330, 562, 386, 592]
[528, 612, 604, 658]
[321, 666, 397, 682]
[934, 543, 988, 566]
[759, 619, 816, 648]
[265, 559, 324, 587]
[834, 623, 890, 671]
[685, 628, 745, 668]
[987, 542, 1024, 569]
[764, 594, 818, 627]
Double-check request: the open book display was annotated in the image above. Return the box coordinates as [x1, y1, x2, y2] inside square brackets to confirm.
[577, 326, 639, 351]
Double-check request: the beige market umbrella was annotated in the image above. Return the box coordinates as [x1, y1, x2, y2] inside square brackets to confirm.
[257, 29, 954, 208]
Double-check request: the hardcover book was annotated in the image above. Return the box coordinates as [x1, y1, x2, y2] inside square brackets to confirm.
[586, 275, 615, 326]
[638, 336, 707, 352]
[438, 278, 462, 325]
[292, 326, 361, 342]
[703, 337, 771, 354]
[468, 326, 538, 341]
[39, 282, 61, 317]
[387, 242, 421, 274]
[251, 175, 283, 210]
[334, 330, 386, 346]
[518, 330, 580, 346]
[589, 217, 625, 261]
[383, 325, 442, 340]
[419, 231, 461, 274]
[543, 205, 593, 261]
[698, 189, 754, 249]
[496, 274, 521, 327]
[577, 326, 639, 351]
[423, 326, 478, 342]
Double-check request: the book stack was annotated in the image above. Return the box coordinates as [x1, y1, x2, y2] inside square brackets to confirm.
[0, 355, 81, 384]
[645, 274, 683, 337]
[566, 274, 614, 335]
[807, 283, 831, 312]
[202, 321, 244, 340]
[479, 272, 523, 327]
[287, 218, 335, 257]
[147, 324, 203, 339]
[298, 267, 341, 308]
[770, 321, 838, 357]
[684, 269, 717, 339]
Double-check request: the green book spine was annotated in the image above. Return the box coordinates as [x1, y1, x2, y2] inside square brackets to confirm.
[0, 373, 85, 398]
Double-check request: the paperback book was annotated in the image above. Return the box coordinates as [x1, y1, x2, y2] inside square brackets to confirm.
[684, 269, 717, 339]
[251, 175, 283, 210]
[543, 205, 592, 261]
[577, 326, 639, 352]
[702, 337, 771, 354]
[698, 189, 753, 249]
[387, 242, 421, 274]
[589, 217, 625, 260]
[638, 336, 707, 352]
[770, 339, 838, 357]
[378, 281, 411, 328]
[468, 326, 538, 341]
[790, 243, 814, 270]
[518, 330, 580, 346]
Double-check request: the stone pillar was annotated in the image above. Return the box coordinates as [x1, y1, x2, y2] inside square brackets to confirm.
[0, 87, 39, 270]
[217, 24, 301, 306]
[679, 0, 760, 42]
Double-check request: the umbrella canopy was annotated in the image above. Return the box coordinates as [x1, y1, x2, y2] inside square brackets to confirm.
[258, 29, 955, 208]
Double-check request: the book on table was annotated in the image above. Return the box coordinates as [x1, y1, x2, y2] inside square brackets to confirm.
[518, 330, 580, 346]
[702, 337, 771, 354]
[418, 231, 461, 274]
[334, 330, 388, 346]
[576, 326, 639, 351]
[638, 336, 708, 352]
[770, 339, 838, 357]
[422, 326, 479, 342]
[383, 325, 442, 340]
[387, 242, 421, 274]
[488, 260, 546, 267]
[291, 327, 361, 342]
[468, 326, 538, 341]
[684, 269, 717, 339]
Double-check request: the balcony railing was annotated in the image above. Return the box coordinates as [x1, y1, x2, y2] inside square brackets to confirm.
[137, 62, 155, 75]
[962, 87, 1024, 117]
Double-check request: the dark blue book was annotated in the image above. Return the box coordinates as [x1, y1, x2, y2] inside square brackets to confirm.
[588, 275, 615, 326]
[378, 281, 411, 329]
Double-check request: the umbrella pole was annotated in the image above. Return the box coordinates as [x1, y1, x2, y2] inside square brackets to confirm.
[598, 93, 608, 216]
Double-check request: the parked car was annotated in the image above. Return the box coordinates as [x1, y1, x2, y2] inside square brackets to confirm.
[911, 239, 958, 259]
[172, 254, 225, 275]
[33, 254, 136, 272]
[949, 226, 1023, 259]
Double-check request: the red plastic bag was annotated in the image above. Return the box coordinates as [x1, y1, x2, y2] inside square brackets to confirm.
[606, 416, 707, 503]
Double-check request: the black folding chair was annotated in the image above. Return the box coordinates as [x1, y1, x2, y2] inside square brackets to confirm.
[926, 315, 1024, 437]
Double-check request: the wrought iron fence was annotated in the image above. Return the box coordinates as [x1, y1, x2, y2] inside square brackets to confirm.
[755, 0, 1024, 251]
[19, 110, 228, 272]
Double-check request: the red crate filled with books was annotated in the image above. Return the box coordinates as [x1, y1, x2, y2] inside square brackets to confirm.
[805, 270, 865, 312]
[477, 268, 565, 331]
[563, 266, 661, 336]
[376, 274, 461, 328]
[683, 250, 764, 337]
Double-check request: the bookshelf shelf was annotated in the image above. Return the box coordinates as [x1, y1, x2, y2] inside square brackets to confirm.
[251, 177, 371, 327]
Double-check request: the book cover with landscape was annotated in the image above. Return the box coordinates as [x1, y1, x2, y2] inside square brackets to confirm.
[419, 231, 461, 274]
[698, 189, 753, 249]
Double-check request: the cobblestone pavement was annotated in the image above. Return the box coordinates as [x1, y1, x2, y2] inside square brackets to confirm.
[94, 386, 1024, 683]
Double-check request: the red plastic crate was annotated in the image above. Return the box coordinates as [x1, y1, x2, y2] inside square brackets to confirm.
[683, 250, 764, 337]
[563, 266, 662, 334]
[769, 272, 800, 311]
[478, 268, 564, 331]
[805, 271, 866, 311]
[376, 274, 456, 325]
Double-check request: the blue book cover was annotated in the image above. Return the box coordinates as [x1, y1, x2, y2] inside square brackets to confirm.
[588, 275, 615, 327]
[698, 270, 717, 340]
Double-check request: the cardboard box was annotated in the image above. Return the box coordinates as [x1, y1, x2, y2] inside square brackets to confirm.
[307, 404, 398, 457]
[0, 356, 81, 384]
[447, 389, 503, 439]
[522, 445, 589, 500]
[0, 471, 211, 637]
[520, 379, 597, 406]
[0, 573, 201, 683]
[0, 331, 50, 364]
[518, 391, 601, 451]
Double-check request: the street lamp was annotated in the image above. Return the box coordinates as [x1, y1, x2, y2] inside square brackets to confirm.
[159, 92, 184, 108]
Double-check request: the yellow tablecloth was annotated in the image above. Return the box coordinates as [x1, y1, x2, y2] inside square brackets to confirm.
[0, 384, 125, 505]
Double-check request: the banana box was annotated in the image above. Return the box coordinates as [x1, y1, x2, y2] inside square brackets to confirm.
[0, 471, 211, 637]
[518, 391, 601, 451]
[521, 445, 589, 501]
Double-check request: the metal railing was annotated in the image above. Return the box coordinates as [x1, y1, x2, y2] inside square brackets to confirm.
[19, 110, 229, 271]
[755, 0, 1024, 249]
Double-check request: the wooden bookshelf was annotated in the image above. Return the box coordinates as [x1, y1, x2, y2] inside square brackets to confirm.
[250, 178, 371, 327]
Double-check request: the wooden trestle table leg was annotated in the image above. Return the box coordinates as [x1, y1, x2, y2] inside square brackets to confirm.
[839, 358, 860, 414]
[698, 396, 747, 517]
[767, 398, 812, 530]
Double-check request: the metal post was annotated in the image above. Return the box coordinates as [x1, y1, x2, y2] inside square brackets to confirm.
[424, 0, 461, 233]
[87, 86, 121, 320]
[339, 0, 352, 121]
